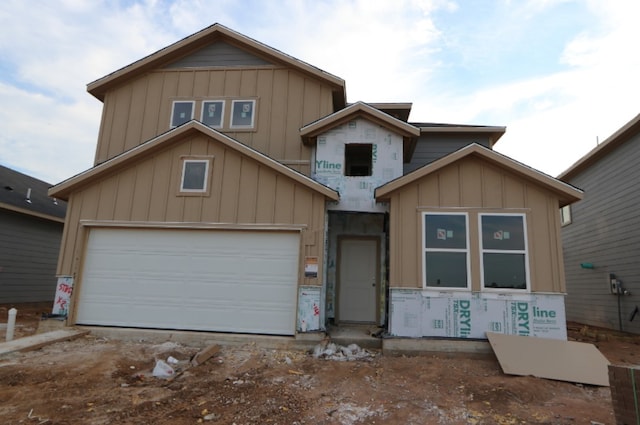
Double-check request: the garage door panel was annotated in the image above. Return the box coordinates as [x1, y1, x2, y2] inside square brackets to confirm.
[76, 228, 299, 335]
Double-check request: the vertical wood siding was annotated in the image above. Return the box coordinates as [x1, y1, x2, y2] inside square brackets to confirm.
[388, 157, 565, 293]
[95, 68, 335, 175]
[56, 133, 327, 286]
[562, 133, 640, 334]
[0, 210, 62, 302]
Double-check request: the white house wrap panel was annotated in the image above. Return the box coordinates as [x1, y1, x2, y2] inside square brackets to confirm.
[312, 118, 403, 213]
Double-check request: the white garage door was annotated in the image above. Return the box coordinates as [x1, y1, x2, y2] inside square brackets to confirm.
[76, 228, 300, 335]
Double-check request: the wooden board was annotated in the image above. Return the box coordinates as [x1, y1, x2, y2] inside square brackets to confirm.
[486, 332, 610, 386]
[0, 329, 90, 357]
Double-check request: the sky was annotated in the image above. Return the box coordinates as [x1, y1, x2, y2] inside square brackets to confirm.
[1, 0, 639, 184]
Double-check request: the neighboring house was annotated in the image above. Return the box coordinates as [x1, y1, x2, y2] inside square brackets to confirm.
[49, 24, 582, 340]
[559, 113, 640, 335]
[0, 165, 67, 303]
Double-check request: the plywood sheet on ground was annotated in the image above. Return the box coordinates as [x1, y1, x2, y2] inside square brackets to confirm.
[486, 332, 610, 386]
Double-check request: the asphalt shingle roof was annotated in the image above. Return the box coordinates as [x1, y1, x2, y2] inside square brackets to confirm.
[0, 165, 67, 220]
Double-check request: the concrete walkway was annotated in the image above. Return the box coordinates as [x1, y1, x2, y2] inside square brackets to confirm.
[0, 329, 89, 357]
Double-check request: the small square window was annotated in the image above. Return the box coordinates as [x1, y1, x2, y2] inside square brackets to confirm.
[181, 159, 209, 192]
[230, 100, 256, 128]
[171, 101, 194, 128]
[345, 144, 372, 176]
[201, 101, 225, 128]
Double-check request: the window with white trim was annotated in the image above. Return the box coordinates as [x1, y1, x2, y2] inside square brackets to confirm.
[201, 100, 225, 128]
[230, 99, 256, 128]
[480, 213, 529, 290]
[171, 101, 195, 128]
[180, 159, 210, 193]
[423, 212, 470, 289]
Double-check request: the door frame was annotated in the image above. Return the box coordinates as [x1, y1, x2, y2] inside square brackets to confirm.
[336, 235, 380, 324]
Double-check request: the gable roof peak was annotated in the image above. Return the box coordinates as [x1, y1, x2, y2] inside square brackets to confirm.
[87, 23, 346, 104]
[49, 120, 339, 202]
[375, 143, 583, 207]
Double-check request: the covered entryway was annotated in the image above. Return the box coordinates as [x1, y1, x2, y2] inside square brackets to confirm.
[337, 237, 379, 323]
[76, 227, 300, 335]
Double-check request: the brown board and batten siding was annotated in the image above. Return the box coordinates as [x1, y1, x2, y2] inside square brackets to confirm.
[94, 67, 335, 176]
[53, 130, 332, 307]
[380, 153, 575, 293]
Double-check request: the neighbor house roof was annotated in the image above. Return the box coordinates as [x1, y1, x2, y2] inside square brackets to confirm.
[411, 122, 506, 147]
[300, 101, 420, 162]
[0, 165, 67, 223]
[375, 143, 583, 207]
[49, 121, 340, 202]
[87, 23, 346, 107]
[558, 112, 640, 181]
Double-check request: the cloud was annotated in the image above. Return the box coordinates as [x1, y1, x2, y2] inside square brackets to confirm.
[0, 81, 100, 183]
[0, 0, 638, 183]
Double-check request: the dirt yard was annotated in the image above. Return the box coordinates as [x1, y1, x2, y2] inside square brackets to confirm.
[1, 303, 638, 424]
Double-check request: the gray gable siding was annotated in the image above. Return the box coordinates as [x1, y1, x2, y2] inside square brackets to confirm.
[164, 41, 272, 68]
[0, 209, 62, 303]
[561, 132, 640, 334]
[403, 133, 491, 174]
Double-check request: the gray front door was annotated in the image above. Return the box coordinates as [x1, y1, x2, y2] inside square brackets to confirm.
[338, 237, 378, 323]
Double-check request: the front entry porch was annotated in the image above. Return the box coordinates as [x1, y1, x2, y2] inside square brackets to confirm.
[325, 211, 388, 328]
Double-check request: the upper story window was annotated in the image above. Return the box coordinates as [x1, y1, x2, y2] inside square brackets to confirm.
[180, 158, 211, 194]
[171, 101, 195, 128]
[201, 101, 225, 128]
[170, 99, 257, 130]
[560, 205, 572, 226]
[230, 100, 256, 128]
[480, 213, 529, 291]
[423, 212, 470, 289]
[345, 144, 373, 176]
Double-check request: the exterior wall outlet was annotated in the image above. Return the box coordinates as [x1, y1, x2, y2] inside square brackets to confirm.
[609, 273, 620, 294]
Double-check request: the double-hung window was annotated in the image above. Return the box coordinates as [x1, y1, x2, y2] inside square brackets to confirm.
[423, 213, 470, 289]
[480, 213, 529, 290]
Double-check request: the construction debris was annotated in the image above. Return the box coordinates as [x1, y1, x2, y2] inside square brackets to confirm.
[486, 332, 611, 386]
[312, 342, 375, 361]
[152, 359, 175, 378]
[190, 344, 221, 366]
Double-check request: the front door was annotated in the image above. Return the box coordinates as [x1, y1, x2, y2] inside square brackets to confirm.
[337, 237, 378, 323]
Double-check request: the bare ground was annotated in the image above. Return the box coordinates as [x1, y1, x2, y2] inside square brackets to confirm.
[1, 303, 638, 424]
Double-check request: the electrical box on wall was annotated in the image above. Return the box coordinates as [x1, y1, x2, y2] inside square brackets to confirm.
[609, 273, 620, 294]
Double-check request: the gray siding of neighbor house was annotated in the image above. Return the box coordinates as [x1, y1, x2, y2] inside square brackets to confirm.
[0, 209, 62, 303]
[404, 133, 492, 174]
[562, 133, 640, 334]
[164, 41, 272, 68]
